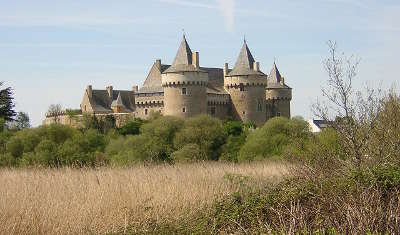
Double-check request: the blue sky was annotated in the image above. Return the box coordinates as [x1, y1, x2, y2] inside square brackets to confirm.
[1, 0, 399, 126]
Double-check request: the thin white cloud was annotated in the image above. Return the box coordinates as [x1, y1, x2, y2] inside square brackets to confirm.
[0, 15, 149, 27]
[217, 0, 235, 32]
[160, 0, 236, 32]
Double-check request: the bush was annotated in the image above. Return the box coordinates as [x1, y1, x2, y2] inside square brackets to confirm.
[238, 117, 310, 161]
[118, 119, 145, 136]
[171, 144, 206, 162]
[174, 115, 227, 161]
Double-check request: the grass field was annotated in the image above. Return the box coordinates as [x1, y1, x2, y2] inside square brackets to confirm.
[0, 162, 289, 234]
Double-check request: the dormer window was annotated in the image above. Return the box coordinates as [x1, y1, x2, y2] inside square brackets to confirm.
[182, 87, 187, 95]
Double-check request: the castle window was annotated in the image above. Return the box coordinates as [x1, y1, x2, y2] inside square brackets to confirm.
[145, 109, 148, 115]
[211, 107, 216, 116]
[242, 111, 246, 115]
[182, 87, 187, 95]
[257, 100, 262, 112]
[239, 83, 244, 91]
[182, 107, 186, 113]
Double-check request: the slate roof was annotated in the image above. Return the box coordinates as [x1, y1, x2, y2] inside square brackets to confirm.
[138, 63, 169, 93]
[267, 62, 291, 89]
[111, 92, 124, 107]
[90, 89, 134, 112]
[228, 41, 265, 76]
[163, 36, 206, 73]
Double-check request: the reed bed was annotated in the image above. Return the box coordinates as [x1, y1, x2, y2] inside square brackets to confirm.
[0, 161, 288, 234]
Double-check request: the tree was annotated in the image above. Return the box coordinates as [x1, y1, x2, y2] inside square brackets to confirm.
[13, 112, 30, 130]
[47, 104, 63, 124]
[174, 115, 226, 161]
[0, 82, 16, 121]
[313, 41, 382, 167]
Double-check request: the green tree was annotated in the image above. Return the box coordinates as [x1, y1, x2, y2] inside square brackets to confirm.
[118, 118, 145, 136]
[238, 117, 311, 161]
[13, 112, 30, 130]
[174, 115, 227, 161]
[0, 82, 16, 121]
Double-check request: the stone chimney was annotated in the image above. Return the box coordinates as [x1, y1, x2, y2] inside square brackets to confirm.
[223, 63, 229, 76]
[280, 77, 285, 85]
[87, 85, 92, 98]
[106, 86, 113, 99]
[253, 61, 260, 72]
[155, 59, 161, 70]
[192, 52, 199, 68]
[132, 85, 138, 93]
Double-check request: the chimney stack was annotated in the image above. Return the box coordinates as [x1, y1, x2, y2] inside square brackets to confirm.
[253, 61, 260, 72]
[192, 51, 199, 68]
[155, 59, 161, 70]
[132, 85, 138, 93]
[106, 86, 113, 99]
[280, 77, 285, 85]
[87, 85, 92, 98]
[223, 63, 229, 76]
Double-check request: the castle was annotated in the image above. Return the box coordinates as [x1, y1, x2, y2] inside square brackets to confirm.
[47, 35, 292, 127]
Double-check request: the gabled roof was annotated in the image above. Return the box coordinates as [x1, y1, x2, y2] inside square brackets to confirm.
[89, 89, 134, 112]
[228, 41, 265, 76]
[138, 62, 169, 93]
[267, 62, 291, 89]
[164, 35, 206, 73]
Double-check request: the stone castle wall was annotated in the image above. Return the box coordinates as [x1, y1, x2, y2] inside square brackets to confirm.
[162, 72, 208, 118]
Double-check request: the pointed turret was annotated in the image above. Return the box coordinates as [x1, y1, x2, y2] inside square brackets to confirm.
[267, 62, 290, 89]
[111, 92, 126, 113]
[269, 62, 282, 83]
[164, 35, 205, 73]
[228, 40, 264, 76]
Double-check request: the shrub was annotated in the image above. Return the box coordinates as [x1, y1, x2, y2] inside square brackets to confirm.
[238, 117, 310, 161]
[6, 137, 24, 159]
[171, 144, 206, 162]
[118, 118, 144, 136]
[174, 115, 227, 161]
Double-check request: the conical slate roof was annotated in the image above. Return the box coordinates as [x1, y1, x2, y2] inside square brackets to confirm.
[267, 62, 291, 89]
[269, 62, 282, 83]
[228, 41, 265, 76]
[164, 35, 206, 73]
[111, 92, 125, 107]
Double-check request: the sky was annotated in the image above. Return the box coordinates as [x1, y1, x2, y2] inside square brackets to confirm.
[0, 0, 399, 126]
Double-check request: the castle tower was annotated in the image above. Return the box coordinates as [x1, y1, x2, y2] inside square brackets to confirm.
[224, 40, 267, 126]
[161, 35, 208, 118]
[266, 62, 292, 119]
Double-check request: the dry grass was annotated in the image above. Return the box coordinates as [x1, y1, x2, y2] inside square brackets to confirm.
[0, 161, 289, 234]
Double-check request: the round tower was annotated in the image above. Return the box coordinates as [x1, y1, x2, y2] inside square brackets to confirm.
[224, 40, 267, 127]
[266, 62, 292, 120]
[162, 36, 209, 118]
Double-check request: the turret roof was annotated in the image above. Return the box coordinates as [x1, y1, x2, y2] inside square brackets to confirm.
[111, 92, 125, 107]
[163, 35, 206, 73]
[228, 40, 265, 76]
[267, 62, 291, 89]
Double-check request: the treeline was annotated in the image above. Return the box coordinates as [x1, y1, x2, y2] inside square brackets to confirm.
[0, 113, 315, 167]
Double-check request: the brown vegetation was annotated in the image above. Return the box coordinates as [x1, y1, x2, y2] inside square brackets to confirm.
[0, 161, 288, 234]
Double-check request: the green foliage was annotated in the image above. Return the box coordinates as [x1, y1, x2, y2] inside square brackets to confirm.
[0, 82, 16, 121]
[220, 133, 247, 162]
[238, 117, 311, 161]
[171, 144, 206, 162]
[174, 115, 227, 161]
[118, 118, 145, 136]
[82, 114, 116, 134]
[223, 120, 243, 136]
